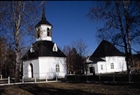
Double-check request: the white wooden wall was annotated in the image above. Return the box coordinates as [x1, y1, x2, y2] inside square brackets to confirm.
[87, 56, 127, 75]
[23, 57, 66, 80]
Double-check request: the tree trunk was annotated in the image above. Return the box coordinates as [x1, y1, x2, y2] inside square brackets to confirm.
[0, 1, 44, 82]
[123, 1, 133, 68]
[115, 1, 129, 74]
[13, 1, 22, 82]
[15, 50, 20, 82]
[15, 29, 20, 82]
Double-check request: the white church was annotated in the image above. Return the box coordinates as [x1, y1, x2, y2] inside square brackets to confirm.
[22, 7, 67, 80]
[86, 40, 127, 75]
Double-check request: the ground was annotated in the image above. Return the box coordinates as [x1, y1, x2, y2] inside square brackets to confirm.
[0, 82, 140, 95]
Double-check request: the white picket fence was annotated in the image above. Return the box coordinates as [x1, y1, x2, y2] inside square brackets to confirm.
[0, 74, 60, 86]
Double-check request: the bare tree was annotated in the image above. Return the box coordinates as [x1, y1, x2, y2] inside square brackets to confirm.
[66, 48, 82, 74]
[0, 1, 44, 81]
[62, 45, 72, 74]
[0, 37, 7, 75]
[0, 37, 15, 77]
[63, 39, 89, 74]
[87, 1, 140, 74]
[71, 39, 89, 57]
[71, 39, 89, 74]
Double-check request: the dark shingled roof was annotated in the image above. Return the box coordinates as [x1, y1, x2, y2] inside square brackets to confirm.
[22, 41, 66, 60]
[35, 18, 52, 27]
[90, 40, 125, 58]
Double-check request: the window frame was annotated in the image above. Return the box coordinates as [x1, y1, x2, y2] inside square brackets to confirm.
[47, 28, 50, 36]
[101, 65, 103, 70]
[56, 64, 60, 72]
[111, 63, 114, 69]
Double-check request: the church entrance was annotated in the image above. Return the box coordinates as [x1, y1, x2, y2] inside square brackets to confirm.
[28, 63, 33, 78]
[89, 67, 95, 75]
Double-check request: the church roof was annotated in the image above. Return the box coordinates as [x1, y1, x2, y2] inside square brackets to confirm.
[35, 6, 52, 27]
[90, 40, 125, 58]
[22, 41, 66, 60]
[35, 18, 52, 27]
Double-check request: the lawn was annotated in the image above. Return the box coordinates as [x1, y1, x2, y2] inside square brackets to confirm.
[0, 82, 140, 95]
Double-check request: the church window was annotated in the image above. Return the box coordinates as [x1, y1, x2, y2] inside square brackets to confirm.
[30, 45, 34, 53]
[53, 43, 58, 52]
[111, 63, 114, 69]
[36, 28, 39, 38]
[47, 28, 50, 36]
[101, 65, 103, 70]
[37, 33, 40, 38]
[56, 64, 60, 72]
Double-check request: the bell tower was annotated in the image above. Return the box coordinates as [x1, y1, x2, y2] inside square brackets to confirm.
[35, 6, 53, 41]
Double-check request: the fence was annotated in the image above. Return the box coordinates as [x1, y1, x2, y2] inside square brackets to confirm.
[1, 74, 140, 85]
[0, 74, 59, 86]
[0, 71, 67, 85]
[66, 74, 140, 83]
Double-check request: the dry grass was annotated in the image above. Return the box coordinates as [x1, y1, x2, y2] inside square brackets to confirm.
[0, 82, 140, 95]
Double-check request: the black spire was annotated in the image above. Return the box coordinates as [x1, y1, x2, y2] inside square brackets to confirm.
[42, 4, 46, 20]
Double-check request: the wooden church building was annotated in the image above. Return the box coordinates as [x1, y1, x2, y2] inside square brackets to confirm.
[86, 40, 127, 75]
[22, 7, 66, 80]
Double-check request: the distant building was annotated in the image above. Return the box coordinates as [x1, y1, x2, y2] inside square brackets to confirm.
[86, 40, 127, 75]
[22, 7, 66, 80]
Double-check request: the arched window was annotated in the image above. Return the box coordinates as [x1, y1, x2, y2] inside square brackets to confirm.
[28, 63, 33, 78]
[56, 64, 60, 72]
[111, 63, 114, 69]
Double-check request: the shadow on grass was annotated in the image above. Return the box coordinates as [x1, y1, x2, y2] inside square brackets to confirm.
[0, 88, 5, 94]
[102, 82, 140, 89]
[18, 84, 103, 95]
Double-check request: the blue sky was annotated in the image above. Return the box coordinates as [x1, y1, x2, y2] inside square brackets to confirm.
[44, 1, 99, 55]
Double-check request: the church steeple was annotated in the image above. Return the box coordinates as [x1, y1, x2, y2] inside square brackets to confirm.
[42, 5, 46, 20]
[35, 5, 53, 41]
